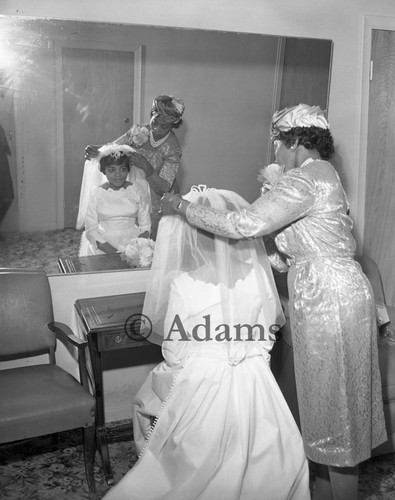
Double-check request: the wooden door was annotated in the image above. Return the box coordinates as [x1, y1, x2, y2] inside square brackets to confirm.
[365, 29, 395, 306]
[61, 47, 136, 228]
[268, 37, 333, 163]
[278, 37, 333, 111]
[0, 84, 18, 232]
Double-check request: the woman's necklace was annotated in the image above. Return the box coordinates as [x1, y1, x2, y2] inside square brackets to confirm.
[300, 157, 323, 168]
[150, 130, 170, 148]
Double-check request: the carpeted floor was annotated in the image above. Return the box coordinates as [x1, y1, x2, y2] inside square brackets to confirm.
[0, 228, 82, 275]
[0, 421, 137, 500]
[0, 421, 395, 500]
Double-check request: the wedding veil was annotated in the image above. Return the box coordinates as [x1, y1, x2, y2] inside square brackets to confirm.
[141, 186, 285, 347]
[76, 144, 149, 230]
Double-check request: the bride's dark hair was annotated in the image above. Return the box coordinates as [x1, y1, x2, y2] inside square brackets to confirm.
[99, 152, 130, 174]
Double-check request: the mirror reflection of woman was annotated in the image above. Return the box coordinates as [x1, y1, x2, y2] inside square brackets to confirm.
[160, 104, 387, 500]
[85, 94, 185, 239]
[77, 145, 151, 256]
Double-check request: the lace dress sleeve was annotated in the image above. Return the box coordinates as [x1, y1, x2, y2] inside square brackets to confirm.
[186, 170, 316, 239]
[147, 144, 182, 195]
[111, 127, 136, 146]
[263, 235, 290, 273]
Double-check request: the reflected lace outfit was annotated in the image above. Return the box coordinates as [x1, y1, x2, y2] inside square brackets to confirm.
[79, 182, 151, 256]
[103, 271, 309, 500]
[114, 127, 182, 236]
[186, 160, 387, 467]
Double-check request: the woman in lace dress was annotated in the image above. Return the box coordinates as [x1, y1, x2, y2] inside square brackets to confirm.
[84, 94, 185, 239]
[160, 104, 387, 500]
[102, 187, 310, 500]
[77, 144, 151, 256]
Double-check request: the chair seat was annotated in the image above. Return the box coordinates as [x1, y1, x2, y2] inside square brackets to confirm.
[0, 364, 95, 443]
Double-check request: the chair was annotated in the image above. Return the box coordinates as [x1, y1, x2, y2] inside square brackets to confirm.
[0, 269, 97, 493]
[270, 255, 395, 457]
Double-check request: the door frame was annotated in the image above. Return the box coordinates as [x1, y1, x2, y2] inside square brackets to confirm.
[356, 15, 395, 249]
[53, 40, 144, 229]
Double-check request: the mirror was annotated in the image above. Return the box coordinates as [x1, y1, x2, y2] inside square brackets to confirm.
[0, 17, 332, 275]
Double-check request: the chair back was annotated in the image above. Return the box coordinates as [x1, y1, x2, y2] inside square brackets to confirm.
[355, 254, 386, 304]
[0, 270, 55, 360]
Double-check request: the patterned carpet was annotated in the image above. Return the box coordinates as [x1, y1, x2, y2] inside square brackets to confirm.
[0, 421, 395, 500]
[0, 421, 137, 500]
[0, 228, 82, 274]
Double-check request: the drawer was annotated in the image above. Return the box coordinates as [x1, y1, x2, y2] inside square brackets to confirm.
[97, 329, 151, 351]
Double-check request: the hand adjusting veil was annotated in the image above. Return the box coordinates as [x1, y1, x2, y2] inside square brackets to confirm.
[142, 186, 285, 349]
[76, 144, 149, 230]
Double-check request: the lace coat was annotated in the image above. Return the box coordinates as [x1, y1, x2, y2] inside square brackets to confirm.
[187, 159, 387, 466]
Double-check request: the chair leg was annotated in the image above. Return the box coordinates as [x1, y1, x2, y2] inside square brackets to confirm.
[83, 425, 96, 493]
[51, 432, 59, 447]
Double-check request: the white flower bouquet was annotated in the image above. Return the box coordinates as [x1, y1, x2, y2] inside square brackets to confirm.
[129, 125, 150, 147]
[120, 238, 155, 268]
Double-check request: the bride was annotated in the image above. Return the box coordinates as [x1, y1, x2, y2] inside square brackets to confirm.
[76, 144, 151, 256]
[103, 186, 310, 500]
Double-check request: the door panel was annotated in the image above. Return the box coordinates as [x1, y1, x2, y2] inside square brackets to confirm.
[62, 47, 135, 228]
[365, 29, 395, 306]
[278, 37, 332, 111]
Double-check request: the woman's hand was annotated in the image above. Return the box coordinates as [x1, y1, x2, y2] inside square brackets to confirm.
[130, 152, 154, 177]
[159, 194, 184, 215]
[379, 322, 395, 344]
[260, 182, 272, 196]
[85, 145, 101, 160]
[96, 241, 118, 254]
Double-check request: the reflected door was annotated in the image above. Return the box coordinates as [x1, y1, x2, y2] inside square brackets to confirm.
[268, 37, 333, 163]
[277, 37, 332, 111]
[0, 85, 17, 232]
[365, 29, 395, 306]
[61, 47, 136, 228]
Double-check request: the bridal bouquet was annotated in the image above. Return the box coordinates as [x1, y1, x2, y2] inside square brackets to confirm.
[120, 238, 155, 268]
[129, 125, 150, 147]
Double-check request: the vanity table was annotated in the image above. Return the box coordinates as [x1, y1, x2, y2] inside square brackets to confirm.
[74, 291, 162, 485]
[58, 254, 131, 273]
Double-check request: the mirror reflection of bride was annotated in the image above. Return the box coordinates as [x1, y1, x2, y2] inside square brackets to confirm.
[76, 144, 151, 256]
[83, 95, 185, 241]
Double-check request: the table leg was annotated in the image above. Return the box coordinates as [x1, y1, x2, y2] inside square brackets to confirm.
[97, 426, 115, 485]
[87, 335, 114, 485]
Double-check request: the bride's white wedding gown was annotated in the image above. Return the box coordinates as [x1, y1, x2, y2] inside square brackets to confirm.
[103, 270, 310, 500]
